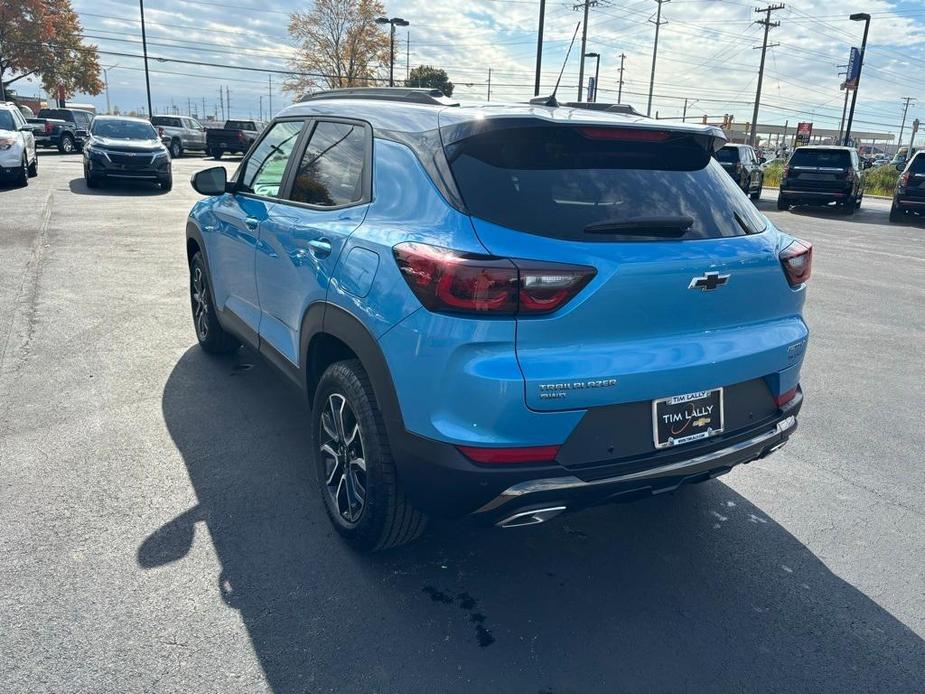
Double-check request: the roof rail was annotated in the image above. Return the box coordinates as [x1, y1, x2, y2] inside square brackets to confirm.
[300, 87, 459, 107]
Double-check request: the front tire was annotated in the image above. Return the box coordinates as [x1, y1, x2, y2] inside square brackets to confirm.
[159, 176, 173, 191]
[210, 147, 223, 160]
[750, 183, 762, 200]
[27, 154, 38, 177]
[16, 154, 28, 186]
[189, 252, 239, 354]
[313, 360, 427, 551]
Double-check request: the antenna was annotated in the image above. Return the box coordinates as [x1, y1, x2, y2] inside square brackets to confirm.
[530, 22, 581, 107]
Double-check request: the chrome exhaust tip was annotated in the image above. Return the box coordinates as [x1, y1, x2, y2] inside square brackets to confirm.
[497, 506, 567, 528]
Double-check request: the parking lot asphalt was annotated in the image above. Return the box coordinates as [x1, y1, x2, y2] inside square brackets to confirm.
[1, 151, 924, 693]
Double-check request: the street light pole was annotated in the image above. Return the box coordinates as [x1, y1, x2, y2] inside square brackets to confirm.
[102, 64, 119, 114]
[139, 0, 153, 118]
[584, 52, 600, 102]
[843, 12, 871, 147]
[376, 17, 410, 87]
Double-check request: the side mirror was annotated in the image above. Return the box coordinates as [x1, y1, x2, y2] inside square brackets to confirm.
[896, 163, 904, 172]
[191, 166, 228, 196]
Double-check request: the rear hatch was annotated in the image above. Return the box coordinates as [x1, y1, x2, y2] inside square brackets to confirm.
[786, 148, 852, 191]
[903, 155, 925, 200]
[442, 117, 807, 412]
[715, 146, 741, 177]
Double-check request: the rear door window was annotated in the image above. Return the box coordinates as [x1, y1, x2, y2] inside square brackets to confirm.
[238, 120, 305, 198]
[789, 149, 852, 168]
[445, 124, 766, 241]
[716, 147, 740, 164]
[288, 121, 369, 207]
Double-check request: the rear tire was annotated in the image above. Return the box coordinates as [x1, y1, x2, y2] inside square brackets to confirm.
[843, 197, 856, 215]
[210, 148, 223, 160]
[58, 134, 75, 154]
[889, 203, 904, 223]
[159, 176, 173, 191]
[312, 359, 427, 551]
[750, 184, 762, 200]
[776, 196, 789, 211]
[190, 252, 239, 354]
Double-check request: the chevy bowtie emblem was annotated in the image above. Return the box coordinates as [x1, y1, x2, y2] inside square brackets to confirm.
[689, 271, 730, 291]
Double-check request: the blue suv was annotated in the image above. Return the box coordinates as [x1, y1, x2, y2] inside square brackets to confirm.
[186, 88, 810, 550]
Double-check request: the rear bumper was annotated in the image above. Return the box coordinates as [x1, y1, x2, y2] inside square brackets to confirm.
[780, 188, 851, 202]
[390, 389, 802, 521]
[895, 196, 925, 208]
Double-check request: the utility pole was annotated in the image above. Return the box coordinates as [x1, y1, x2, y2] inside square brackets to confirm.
[201, 97, 206, 121]
[647, 0, 669, 117]
[406, 31, 410, 81]
[617, 53, 626, 104]
[574, 0, 598, 101]
[226, 86, 230, 119]
[259, 95, 263, 121]
[910, 118, 920, 151]
[139, 0, 153, 120]
[749, 4, 784, 147]
[534, 0, 547, 96]
[219, 87, 224, 121]
[268, 75, 272, 119]
[897, 96, 915, 152]
[487, 68, 492, 101]
[836, 64, 849, 141]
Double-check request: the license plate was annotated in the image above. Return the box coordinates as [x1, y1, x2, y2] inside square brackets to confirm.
[652, 388, 724, 449]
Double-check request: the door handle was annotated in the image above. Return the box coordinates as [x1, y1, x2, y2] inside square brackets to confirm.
[308, 238, 333, 258]
[244, 217, 259, 231]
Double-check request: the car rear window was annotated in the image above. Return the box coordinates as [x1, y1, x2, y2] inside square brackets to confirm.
[908, 154, 925, 174]
[789, 149, 851, 168]
[226, 120, 255, 131]
[445, 124, 766, 241]
[151, 116, 181, 127]
[716, 147, 740, 163]
[39, 109, 74, 122]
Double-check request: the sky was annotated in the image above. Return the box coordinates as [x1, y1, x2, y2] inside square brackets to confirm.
[14, 0, 925, 143]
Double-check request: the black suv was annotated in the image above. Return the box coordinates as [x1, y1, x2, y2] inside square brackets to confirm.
[777, 146, 865, 214]
[890, 151, 925, 222]
[715, 144, 763, 199]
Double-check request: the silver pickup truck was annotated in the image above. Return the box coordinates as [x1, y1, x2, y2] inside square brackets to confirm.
[150, 115, 207, 158]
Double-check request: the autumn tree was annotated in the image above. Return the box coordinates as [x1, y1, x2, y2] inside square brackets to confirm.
[405, 66, 454, 97]
[283, 0, 390, 95]
[0, 0, 103, 102]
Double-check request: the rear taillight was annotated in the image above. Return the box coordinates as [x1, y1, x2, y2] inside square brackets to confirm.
[900, 171, 910, 187]
[392, 242, 595, 316]
[237, 130, 245, 142]
[779, 239, 813, 287]
[782, 165, 789, 179]
[457, 444, 560, 464]
[45, 121, 53, 134]
[157, 126, 164, 138]
[774, 387, 798, 407]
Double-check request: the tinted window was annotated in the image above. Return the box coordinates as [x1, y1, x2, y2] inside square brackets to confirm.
[226, 120, 255, 131]
[0, 110, 15, 131]
[39, 109, 74, 122]
[151, 116, 181, 127]
[789, 149, 852, 168]
[239, 120, 304, 198]
[90, 119, 158, 140]
[289, 121, 368, 207]
[909, 154, 925, 174]
[446, 125, 766, 241]
[716, 147, 741, 164]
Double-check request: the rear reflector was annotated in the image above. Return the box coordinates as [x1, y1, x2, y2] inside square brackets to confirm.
[578, 127, 671, 142]
[779, 239, 813, 287]
[457, 445, 561, 464]
[774, 387, 798, 407]
[393, 242, 595, 316]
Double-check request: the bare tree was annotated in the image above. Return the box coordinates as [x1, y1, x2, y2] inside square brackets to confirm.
[284, 0, 389, 95]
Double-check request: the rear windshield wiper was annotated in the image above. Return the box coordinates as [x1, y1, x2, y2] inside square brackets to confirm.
[583, 215, 694, 236]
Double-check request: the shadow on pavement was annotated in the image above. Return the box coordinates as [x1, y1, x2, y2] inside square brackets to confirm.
[68, 177, 167, 196]
[143, 346, 925, 692]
